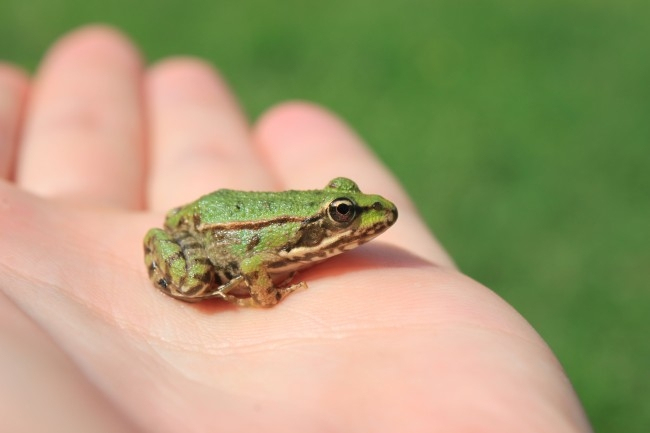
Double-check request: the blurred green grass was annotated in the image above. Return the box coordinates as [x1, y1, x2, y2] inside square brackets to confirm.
[1, 0, 648, 430]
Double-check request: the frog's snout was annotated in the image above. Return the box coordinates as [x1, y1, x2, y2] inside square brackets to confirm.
[389, 205, 398, 224]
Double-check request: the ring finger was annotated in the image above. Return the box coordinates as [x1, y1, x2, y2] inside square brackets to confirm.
[0, 64, 28, 179]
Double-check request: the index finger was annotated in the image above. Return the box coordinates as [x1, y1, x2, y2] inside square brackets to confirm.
[16, 26, 146, 208]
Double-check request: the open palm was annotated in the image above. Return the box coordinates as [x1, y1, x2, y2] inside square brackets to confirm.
[0, 26, 591, 432]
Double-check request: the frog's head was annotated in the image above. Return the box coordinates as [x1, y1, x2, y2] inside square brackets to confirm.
[323, 177, 398, 240]
[281, 177, 398, 265]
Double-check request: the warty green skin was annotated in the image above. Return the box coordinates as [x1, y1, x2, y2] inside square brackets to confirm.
[143, 177, 398, 307]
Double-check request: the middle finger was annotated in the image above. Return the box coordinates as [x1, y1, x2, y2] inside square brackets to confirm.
[145, 58, 273, 211]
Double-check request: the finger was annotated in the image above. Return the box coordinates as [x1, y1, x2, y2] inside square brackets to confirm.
[145, 58, 273, 211]
[16, 26, 145, 208]
[0, 64, 29, 180]
[254, 101, 454, 266]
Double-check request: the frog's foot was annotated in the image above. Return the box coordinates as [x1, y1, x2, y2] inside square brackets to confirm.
[275, 271, 298, 287]
[143, 228, 215, 302]
[274, 281, 308, 303]
[217, 282, 307, 307]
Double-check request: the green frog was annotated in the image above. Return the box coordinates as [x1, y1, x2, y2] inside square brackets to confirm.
[143, 177, 397, 307]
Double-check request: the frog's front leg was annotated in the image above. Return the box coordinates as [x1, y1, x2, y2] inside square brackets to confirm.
[219, 259, 306, 307]
[144, 228, 217, 302]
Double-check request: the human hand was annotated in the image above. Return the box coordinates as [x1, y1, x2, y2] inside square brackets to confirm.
[0, 26, 592, 432]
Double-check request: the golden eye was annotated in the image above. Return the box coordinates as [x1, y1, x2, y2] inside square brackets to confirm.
[328, 198, 356, 224]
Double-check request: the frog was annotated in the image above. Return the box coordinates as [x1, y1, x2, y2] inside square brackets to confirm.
[143, 177, 398, 307]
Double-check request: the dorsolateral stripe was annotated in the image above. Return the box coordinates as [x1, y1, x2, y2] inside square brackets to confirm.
[198, 215, 317, 231]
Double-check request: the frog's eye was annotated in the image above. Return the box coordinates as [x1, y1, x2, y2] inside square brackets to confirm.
[328, 198, 356, 225]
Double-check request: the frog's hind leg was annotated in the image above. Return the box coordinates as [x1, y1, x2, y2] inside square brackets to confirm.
[144, 229, 215, 302]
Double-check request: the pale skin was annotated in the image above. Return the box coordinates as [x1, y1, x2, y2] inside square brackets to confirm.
[0, 26, 592, 433]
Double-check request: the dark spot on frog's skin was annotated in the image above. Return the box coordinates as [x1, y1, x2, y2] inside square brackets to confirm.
[194, 257, 213, 266]
[164, 251, 184, 263]
[235, 204, 241, 211]
[158, 278, 169, 289]
[180, 241, 202, 251]
[301, 214, 322, 226]
[193, 214, 202, 227]
[173, 231, 191, 242]
[199, 271, 213, 284]
[222, 268, 234, 281]
[297, 226, 325, 247]
[246, 235, 261, 251]
[276, 292, 282, 301]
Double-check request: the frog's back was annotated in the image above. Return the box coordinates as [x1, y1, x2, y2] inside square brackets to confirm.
[191, 188, 330, 226]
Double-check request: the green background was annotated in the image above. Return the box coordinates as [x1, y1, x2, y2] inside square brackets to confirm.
[1, 0, 648, 430]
